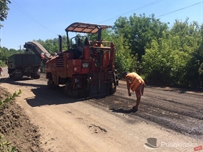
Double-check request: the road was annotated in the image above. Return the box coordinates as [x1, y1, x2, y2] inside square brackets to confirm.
[0, 68, 203, 152]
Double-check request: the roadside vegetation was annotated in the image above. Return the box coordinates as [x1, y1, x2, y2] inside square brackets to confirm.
[0, 89, 22, 152]
[0, 136, 17, 152]
[0, 89, 22, 108]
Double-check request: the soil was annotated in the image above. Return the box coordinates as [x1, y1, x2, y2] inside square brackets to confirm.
[0, 68, 203, 152]
[0, 86, 43, 152]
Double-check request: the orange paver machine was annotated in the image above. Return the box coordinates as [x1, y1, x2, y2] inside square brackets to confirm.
[45, 22, 118, 97]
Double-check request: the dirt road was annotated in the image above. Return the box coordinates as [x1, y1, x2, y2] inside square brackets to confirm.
[0, 69, 203, 152]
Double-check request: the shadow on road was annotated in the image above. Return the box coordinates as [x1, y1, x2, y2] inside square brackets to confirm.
[26, 86, 80, 107]
[0, 77, 109, 107]
[0, 77, 43, 87]
[0, 77, 84, 107]
[110, 108, 137, 114]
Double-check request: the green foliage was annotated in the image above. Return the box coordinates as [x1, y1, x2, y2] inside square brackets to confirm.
[142, 19, 203, 87]
[114, 13, 168, 61]
[0, 136, 17, 152]
[184, 25, 203, 88]
[0, 0, 11, 22]
[0, 89, 22, 108]
[88, 29, 113, 41]
[113, 34, 137, 77]
[0, 47, 23, 66]
[35, 36, 67, 54]
[0, 89, 22, 151]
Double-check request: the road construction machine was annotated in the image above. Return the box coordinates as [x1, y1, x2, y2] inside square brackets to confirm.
[45, 22, 118, 97]
[24, 41, 52, 63]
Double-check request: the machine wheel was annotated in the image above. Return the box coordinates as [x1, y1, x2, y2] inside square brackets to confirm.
[11, 73, 16, 80]
[34, 73, 40, 79]
[64, 82, 71, 96]
[109, 82, 116, 95]
[47, 79, 57, 89]
[72, 90, 79, 97]
[8, 69, 14, 79]
[64, 81, 79, 97]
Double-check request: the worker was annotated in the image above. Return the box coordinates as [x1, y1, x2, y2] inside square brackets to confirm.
[84, 37, 90, 46]
[53, 52, 58, 57]
[77, 38, 83, 58]
[41, 53, 45, 59]
[123, 72, 145, 112]
[0, 66, 2, 76]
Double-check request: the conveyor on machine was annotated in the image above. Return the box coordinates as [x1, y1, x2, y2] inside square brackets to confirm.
[24, 41, 52, 62]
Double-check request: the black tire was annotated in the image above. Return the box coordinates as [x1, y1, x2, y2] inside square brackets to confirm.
[64, 81, 79, 97]
[31, 73, 34, 79]
[31, 72, 40, 79]
[47, 79, 57, 89]
[109, 82, 116, 95]
[11, 72, 23, 80]
[34, 73, 40, 79]
[11, 73, 16, 80]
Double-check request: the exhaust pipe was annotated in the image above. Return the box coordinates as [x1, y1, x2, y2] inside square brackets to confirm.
[58, 35, 62, 52]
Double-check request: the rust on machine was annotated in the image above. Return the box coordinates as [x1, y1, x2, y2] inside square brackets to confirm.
[65, 22, 112, 34]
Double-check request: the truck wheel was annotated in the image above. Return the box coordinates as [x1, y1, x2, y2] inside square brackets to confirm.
[31, 73, 34, 79]
[31, 72, 40, 79]
[11, 72, 22, 80]
[34, 73, 40, 79]
[11, 73, 16, 80]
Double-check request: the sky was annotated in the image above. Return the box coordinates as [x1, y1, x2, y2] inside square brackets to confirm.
[0, 0, 203, 50]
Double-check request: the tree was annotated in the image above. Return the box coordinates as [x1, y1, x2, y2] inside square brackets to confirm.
[142, 19, 202, 87]
[0, 0, 11, 22]
[88, 29, 113, 42]
[114, 13, 168, 61]
[36, 36, 67, 54]
[184, 24, 203, 88]
[113, 34, 137, 77]
[0, 46, 21, 66]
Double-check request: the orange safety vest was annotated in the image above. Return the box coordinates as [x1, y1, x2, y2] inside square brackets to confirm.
[126, 72, 144, 92]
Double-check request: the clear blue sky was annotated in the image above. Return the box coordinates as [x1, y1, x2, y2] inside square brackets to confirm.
[0, 0, 203, 50]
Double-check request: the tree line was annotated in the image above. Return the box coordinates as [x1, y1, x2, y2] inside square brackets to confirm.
[0, 11, 202, 88]
[113, 14, 203, 88]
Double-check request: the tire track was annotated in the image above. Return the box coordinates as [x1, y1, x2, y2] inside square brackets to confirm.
[93, 90, 203, 138]
[39, 76, 203, 138]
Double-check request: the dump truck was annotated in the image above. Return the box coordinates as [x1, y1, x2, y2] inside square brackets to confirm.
[7, 53, 41, 80]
